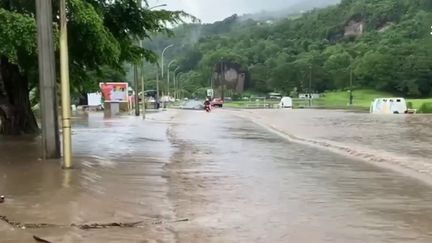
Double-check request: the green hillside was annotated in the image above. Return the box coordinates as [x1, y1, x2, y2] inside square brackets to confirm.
[143, 0, 432, 101]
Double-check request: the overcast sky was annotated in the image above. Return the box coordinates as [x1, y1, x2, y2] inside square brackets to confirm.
[147, 0, 324, 23]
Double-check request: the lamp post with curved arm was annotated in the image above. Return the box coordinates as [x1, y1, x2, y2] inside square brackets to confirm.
[148, 3, 167, 10]
[173, 67, 180, 100]
[176, 71, 185, 100]
[140, 2, 167, 116]
[167, 60, 177, 97]
[161, 44, 174, 79]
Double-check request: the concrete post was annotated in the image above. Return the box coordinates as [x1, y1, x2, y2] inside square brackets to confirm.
[156, 67, 160, 99]
[141, 63, 146, 118]
[35, 0, 60, 159]
[60, 0, 73, 168]
[134, 65, 140, 116]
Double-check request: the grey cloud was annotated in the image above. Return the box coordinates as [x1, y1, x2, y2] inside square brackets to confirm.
[148, 0, 340, 23]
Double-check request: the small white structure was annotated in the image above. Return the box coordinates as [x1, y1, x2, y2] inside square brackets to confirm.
[370, 98, 407, 114]
[279, 97, 293, 108]
[87, 92, 102, 106]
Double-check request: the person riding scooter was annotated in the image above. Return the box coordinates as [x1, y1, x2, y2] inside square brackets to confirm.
[204, 99, 211, 112]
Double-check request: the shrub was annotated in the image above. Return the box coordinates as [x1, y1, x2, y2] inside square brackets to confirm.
[407, 101, 413, 109]
[418, 102, 432, 113]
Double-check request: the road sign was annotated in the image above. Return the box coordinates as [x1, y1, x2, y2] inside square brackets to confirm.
[100, 82, 129, 102]
[207, 89, 214, 98]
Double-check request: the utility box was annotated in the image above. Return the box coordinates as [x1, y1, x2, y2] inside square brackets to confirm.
[104, 102, 120, 117]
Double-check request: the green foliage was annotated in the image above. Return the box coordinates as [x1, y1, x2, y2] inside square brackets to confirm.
[317, 89, 393, 108]
[68, 0, 121, 68]
[0, 8, 36, 63]
[418, 102, 432, 113]
[0, 0, 190, 101]
[144, 0, 432, 98]
[406, 101, 414, 109]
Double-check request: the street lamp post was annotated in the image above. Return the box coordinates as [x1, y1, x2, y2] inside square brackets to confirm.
[148, 3, 167, 10]
[173, 67, 180, 100]
[179, 75, 183, 99]
[161, 44, 174, 79]
[309, 65, 312, 107]
[349, 66, 353, 106]
[177, 72, 184, 100]
[348, 57, 354, 106]
[156, 65, 160, 99]
[141, 52, 145, 119]
[140, 4, 166, 110]
[167, 60, 176, 97]
[134, 65, 140, 116]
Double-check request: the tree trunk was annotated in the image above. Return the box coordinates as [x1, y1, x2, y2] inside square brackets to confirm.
[78, 92, 88, 106]
[0, 57, 40, 135]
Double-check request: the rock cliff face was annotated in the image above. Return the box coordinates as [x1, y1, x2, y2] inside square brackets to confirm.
[213, 61, 247, 94]
[344, 20, 364, 37]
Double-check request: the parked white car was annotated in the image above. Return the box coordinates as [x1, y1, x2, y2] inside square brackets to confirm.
[370, 98, 407, 114]
[279, 97, 293, 108]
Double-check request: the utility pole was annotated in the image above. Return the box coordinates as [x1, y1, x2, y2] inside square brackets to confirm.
[309, 65, 312, 107]
[138, 0, 146, 118]
[141, 65, 145, 118]
[221, 61, 225, 101]
[349, 63, 353, 106]
[176, 72, 183, 100]
[139, 43, 145, 118]
[173, 71, 176, 100]
[167, 60, 176, 97]
[35, 0, 60, 159]
[134, 65, 140, 116]
[179, 76, 182, 100]
[59, 0, 72, 168]
[167, 68, 170, 97]
[177, 74, 181, 100]
[156, 67, 160, 99]
[173, 67, 179, 100]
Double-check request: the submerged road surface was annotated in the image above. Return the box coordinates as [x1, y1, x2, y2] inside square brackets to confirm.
[1, 110, 432, 242]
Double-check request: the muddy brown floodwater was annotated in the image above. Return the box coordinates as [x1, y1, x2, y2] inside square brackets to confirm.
[239, 109, 432, 181]
[1, 109, 432, 242]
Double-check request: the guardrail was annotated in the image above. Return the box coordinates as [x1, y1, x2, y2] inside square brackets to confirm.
[244, 103, 278, 109]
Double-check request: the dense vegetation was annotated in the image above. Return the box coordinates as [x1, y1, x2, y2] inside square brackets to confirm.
[0, 0, 188, 134]
[144, 0, 432, 99]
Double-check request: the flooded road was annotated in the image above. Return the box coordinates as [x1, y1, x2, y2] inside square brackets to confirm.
[1, 109, 432, 242]
[239, 109, 432, 180]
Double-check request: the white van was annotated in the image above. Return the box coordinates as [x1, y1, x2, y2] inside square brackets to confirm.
[370, 98, 407, 114]
[279, 97, 293, 108]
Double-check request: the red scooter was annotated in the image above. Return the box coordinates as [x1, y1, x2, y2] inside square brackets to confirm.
[204, 104, 211, 112]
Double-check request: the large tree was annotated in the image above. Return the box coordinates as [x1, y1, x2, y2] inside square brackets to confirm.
[0, 0, 189, 135]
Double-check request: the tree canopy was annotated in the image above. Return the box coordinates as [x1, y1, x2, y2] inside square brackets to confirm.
[144, 0, 432, 98]
[0, 0, 189, 134]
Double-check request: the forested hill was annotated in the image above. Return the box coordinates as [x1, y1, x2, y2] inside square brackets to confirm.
[145, 0, 432, 98]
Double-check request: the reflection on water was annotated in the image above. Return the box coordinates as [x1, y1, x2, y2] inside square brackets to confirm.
[245, 109, 432, 178]
[1, 110, 432, 242]
[0, 112, 178, 242]
[171, 111, 432, 243]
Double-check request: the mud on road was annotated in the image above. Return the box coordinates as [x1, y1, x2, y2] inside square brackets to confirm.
[1, 110, 432, 242]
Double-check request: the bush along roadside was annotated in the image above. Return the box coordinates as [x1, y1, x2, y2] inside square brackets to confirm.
[418, 102, 432, 113]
